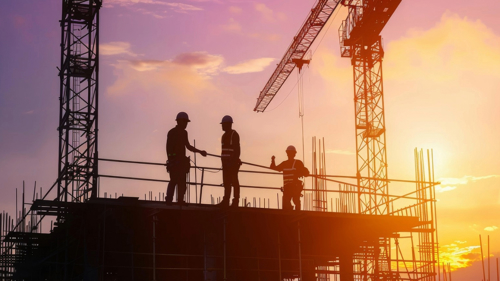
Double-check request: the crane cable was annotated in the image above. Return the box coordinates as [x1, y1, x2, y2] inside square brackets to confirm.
[298, 66, 306, 164]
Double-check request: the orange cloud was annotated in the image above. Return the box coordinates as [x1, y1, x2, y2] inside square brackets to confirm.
[223, 57, 275, 74]
[384, 12, 500, 83]
[437, 175, 500, 192]
[440, 243, 481, 270]
[107, 52, 223, 99]
[101, 42, 139, 57]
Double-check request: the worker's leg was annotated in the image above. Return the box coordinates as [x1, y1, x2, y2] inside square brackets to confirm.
[292, 189, 301, 211]
[220, 167, 231, 205]
[166, 171, 179, 203]
[176, 172, 187, 203]
[231, 166, 240, 207]
[282, 185, 293, 211]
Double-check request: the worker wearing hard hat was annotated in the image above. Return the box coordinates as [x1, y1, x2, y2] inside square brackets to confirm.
[218, 115, 242, 207]
[165, 112, 207, 205]
[270, 145, 309, 211]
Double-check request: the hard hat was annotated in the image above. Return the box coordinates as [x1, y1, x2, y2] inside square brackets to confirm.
[220, 115, 233, 124]
[286, 145, 297, 152]
[176, 112, 190, 122]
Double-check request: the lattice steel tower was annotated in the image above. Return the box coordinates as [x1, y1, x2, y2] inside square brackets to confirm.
[339, 0, 400, 216]
[57, 0, 102, 203]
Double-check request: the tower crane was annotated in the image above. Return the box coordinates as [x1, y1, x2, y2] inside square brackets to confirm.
[255, 1, 402, 279]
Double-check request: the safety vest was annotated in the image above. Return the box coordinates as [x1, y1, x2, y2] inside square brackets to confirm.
[282, 160, 297, 186]
[221, 130, 235, 160]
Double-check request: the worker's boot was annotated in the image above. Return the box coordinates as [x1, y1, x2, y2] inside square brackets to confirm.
[165, 196, 172, 206]
[231, 198, 239, 208]
[216, 198, 229, 208]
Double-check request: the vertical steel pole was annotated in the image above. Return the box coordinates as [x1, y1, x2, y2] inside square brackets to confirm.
[489, 235, 491, 281]
[481, 235, 486, 281]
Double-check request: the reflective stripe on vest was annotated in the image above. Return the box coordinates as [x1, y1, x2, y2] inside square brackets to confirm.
[282, 160, 296, 185]
[221, 130, 235, 159]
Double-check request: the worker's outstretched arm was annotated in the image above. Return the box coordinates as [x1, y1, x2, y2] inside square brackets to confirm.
[185, 131, 207, 157]
[270, 156, 283, 171]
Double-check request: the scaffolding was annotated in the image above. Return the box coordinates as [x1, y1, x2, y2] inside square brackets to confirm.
[1, 148, 439, 281]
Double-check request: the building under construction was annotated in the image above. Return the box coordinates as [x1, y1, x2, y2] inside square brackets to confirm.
[1, 0, 440, 280]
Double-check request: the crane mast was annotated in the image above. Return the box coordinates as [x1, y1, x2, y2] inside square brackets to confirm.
[339, 0, 400, 217]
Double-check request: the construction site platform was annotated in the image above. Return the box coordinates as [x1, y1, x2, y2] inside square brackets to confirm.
[7, 197, 428, 281]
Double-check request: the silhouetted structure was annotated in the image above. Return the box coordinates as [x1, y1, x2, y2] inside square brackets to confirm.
[2, 195, 427, 281]
[0, 0, 440, 280]
[57, 0, 102, 202]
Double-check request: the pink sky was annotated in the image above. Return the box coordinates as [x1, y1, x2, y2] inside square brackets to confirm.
[1, 0, 499, 278]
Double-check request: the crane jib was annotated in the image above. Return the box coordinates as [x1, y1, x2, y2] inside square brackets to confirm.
[254, 0, 342, 112]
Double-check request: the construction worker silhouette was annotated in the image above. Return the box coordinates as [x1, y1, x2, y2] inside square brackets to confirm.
[218, 115, 241, 207]
[270, 145, 309, 211]
[165, 112, 207, 205]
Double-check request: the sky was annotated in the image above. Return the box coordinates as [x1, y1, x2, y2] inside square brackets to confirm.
[1, 0, 499, 279]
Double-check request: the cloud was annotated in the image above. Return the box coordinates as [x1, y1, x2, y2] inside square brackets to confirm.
[254, 3, 286, 22]
[436, 185, 457, 193]
[223, 57, 275, 74]
[326, 149, 355, 155]
[105, 0, 203, 16]
[436, 175, 499, 192]
[107, 51, 223, 99]
[172, 51, 224, 76]
[385, 12, 500, 82]
[107, 50, 276, 98]
[484, 226, 498, 232]
[128, 60, 164, 71]
[101, 42, 139, 56]
[221, 18, 242, 33]
[440, 244, 481, 270]
[439, 175, 500, 186]
[165, 2, 203, 12]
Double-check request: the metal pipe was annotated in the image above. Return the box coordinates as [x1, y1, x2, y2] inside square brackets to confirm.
[481, 235, 486, 281]
[98, 157, 439, 185]
[199, 169, 205, 204]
